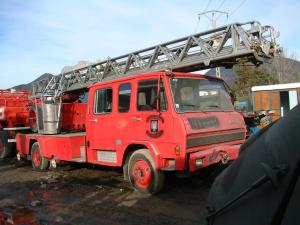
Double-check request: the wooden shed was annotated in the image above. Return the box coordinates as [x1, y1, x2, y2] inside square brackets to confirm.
[251, 83, 300, 120]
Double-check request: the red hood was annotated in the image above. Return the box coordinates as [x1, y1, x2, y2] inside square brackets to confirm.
[181, 111, 245, 136]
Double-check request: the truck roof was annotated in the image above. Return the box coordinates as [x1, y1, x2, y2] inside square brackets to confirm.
[89, 71, 223, 89]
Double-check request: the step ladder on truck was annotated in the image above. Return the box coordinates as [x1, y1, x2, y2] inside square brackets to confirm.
[16, 21, 280, 194]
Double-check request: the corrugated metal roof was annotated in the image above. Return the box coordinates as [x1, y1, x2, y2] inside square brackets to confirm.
[252, 83, 300, 91]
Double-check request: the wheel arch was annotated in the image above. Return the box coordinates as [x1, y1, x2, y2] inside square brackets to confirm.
[29, 139, 38, 155]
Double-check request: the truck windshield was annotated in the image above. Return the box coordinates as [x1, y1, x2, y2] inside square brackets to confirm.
[170, 78, 234, 112]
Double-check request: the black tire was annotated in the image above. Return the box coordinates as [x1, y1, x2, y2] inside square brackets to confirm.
[0, 131, 12, 159]
[28, 106, 38, 133]
[31, 142, 49, 171]
[128, 149, 164, 194]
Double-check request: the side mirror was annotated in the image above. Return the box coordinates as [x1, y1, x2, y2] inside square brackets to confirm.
[230, 92, 236, 105]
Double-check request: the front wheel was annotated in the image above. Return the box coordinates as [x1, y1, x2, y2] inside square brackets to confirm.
[31, 142, 49, 171]
[128, 149, 164, 194]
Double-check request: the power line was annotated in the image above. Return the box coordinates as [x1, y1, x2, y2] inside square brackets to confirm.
[197, 10, 229, 79]
[194, 18, 200, 33]
[194, 0, 213, 32]
[229, 0, 247, 17]
[204, 0, 213, 12]
[221, 15, 229, 26]
[217, 0, 227, 10]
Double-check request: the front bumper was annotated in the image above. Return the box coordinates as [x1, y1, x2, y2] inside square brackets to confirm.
[188, 144, 241, 171]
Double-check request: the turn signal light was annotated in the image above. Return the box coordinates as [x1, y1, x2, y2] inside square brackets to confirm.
[175, 145, 180, 156]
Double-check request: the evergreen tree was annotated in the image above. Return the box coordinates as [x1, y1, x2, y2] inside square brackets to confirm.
[231, 65, 278, 98]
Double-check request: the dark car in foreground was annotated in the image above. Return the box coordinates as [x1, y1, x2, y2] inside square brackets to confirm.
[207, 104, 300, 225]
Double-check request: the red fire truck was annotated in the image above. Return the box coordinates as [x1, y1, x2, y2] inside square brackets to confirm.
[0, 89, 31, 159]
[15, 21, 279, 193]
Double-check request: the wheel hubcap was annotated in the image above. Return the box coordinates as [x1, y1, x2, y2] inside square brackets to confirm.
[33, 148, 41, 167]
[133, 159, 151, 189]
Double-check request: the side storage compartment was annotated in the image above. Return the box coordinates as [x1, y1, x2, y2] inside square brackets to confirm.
[16, 133, 87, 163]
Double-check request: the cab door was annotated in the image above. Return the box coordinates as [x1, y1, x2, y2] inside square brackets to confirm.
[132, 78, 174, 150]
[114, 82, 134, 155]
[86, 85, 116, 165]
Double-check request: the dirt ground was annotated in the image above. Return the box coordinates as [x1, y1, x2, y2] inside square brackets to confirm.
[0, 157, 221, 225]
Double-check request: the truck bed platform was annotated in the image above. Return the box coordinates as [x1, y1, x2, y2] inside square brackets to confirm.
[16, 132, 87, 162]
[23, 132, 86, 138]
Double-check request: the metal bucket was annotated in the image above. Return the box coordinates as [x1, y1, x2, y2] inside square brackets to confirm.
[39, 97, 62, 134]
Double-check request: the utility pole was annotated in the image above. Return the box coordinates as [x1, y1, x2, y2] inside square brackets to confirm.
[198, 10, 229, 78]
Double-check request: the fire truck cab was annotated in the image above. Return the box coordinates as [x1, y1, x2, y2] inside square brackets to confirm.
[17, 72, 245, 194]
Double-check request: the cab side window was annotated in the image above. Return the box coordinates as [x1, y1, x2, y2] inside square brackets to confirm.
[118, 83, 131, 113]
[94, 88, 113, 114]
[137, 79, 168, 111]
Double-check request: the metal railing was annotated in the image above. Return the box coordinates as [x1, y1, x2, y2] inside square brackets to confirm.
[32, 21, 279, 98]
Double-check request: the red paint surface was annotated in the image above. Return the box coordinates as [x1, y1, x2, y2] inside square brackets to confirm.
[61, 103, 87, 132]
[133, 159, 152, 189]
[0, 90, 30, 128]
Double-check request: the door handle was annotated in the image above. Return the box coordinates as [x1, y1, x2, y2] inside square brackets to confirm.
[89, 119, 98, 123]
[131, 117, 142, 121]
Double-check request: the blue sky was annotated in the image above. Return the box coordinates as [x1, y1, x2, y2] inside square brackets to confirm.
[1, 0, 300, 88]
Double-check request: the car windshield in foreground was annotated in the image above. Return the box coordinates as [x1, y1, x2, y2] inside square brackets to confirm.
[170, 77, 234, 113]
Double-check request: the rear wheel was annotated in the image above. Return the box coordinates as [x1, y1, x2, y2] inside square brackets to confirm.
[0, 131, 11, 159]
[128, 149, 164, 194]
[31, 142, 49, 171]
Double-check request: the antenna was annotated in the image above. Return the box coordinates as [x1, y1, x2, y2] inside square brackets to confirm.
[198, 10, 229, 78]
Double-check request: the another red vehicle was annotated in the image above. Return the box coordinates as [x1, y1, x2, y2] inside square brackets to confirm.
[0, 89, 31, 158]
[16, 72, 246, 193]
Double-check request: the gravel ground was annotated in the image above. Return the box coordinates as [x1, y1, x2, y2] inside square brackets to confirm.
[0, 157, 221, 225]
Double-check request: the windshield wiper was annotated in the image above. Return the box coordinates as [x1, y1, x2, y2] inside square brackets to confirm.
[181, 104, 199, 107]
[203, 104, 223, 112]
[205, 104, 220, 108]
[178, 104, 203, 112]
